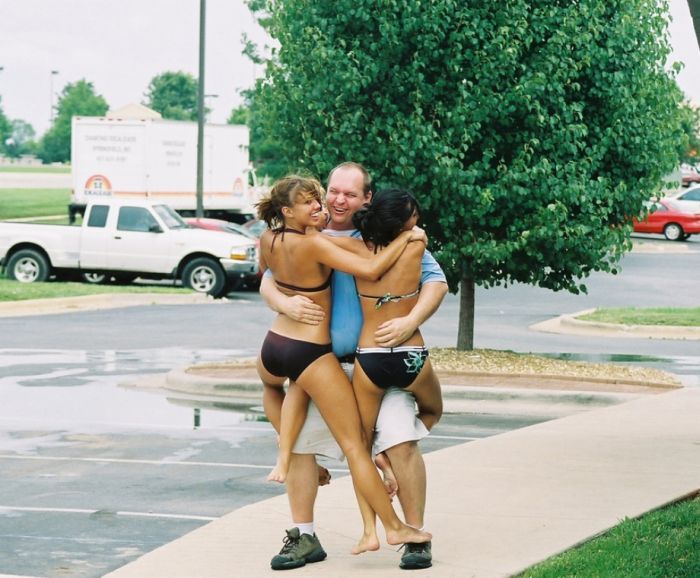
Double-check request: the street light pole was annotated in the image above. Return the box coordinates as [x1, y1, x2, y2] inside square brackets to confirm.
[196, 0, 206, 218]
[49, 70, 59, 123]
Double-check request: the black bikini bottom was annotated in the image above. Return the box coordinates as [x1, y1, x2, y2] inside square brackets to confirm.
[356, 346, 429, 389]
[260, 331, 332, 382]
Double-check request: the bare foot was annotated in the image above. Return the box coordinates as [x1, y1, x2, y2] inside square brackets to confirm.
[351, 532, 380, 555]
[317, 465, 331, 486]
[374, 453, 398, 499]
[267, 457, 289, 484]
[386, 524, 432, 547]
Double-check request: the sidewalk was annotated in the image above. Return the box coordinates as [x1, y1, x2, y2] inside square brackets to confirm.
[105, 374, 700, 577]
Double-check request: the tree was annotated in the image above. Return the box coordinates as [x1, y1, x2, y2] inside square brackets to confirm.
[228, 90, 290, 180]
[144, 71, 200, 121]
[679, 101, 700, 165]
[688, 0, 700, 51]
[248, 0, 684, 349]
[38, 80, 108, 164]
[3, 120, 37, 158]
[0, 98, 12, 156]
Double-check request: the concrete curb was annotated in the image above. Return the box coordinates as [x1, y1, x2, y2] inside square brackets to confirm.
[530, 308, 700, 341]
[0, 292, 212, 318]
[559, 308, 700, 340]
[154, 360, 679, 404]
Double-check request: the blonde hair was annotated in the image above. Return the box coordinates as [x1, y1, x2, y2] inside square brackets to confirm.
[256, 175, 325, 228]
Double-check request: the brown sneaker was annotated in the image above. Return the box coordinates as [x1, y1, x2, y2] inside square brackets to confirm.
[270, 528, 327, 570]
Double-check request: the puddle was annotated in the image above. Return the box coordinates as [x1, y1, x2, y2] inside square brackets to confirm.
[541, 352, 700, 386]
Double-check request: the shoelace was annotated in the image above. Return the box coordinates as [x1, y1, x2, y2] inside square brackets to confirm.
[279, 532, 301, 554]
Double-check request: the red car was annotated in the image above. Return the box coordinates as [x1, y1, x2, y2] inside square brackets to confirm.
[633, 199, 700, 241]
[186, 218, 262, 288]
[681, 165, 700, 187]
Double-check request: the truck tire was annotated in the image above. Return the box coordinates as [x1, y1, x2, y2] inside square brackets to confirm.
[6, 249, 50, 283]
[181, 257, 227, 297]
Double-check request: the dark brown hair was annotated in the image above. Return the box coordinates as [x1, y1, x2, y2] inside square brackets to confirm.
[256, 175, 325, 228]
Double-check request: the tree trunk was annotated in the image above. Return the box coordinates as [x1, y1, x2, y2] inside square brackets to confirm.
[457, 275, 475, 350]
[688, 0, 700, 53]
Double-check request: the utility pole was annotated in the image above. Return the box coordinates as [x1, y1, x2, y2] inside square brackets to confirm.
[49, 70, 59, 122]
[196, 0, 206, 218]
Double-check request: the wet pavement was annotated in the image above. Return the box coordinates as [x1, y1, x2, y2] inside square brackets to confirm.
[0, 348, 643, 578]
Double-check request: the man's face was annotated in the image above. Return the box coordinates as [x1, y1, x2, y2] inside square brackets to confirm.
[325, 166, 371, 230]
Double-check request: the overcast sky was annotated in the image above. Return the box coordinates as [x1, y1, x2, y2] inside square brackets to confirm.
[1, 0, 699, 137]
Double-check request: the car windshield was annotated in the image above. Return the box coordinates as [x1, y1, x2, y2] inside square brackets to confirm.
[225, 223, 256, 239]
[154, 205, 188, 229]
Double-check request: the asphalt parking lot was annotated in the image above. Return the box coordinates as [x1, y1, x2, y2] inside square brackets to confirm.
[0, 346, 641, 578]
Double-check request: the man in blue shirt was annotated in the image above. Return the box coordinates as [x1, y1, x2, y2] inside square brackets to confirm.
[260, 162, 447, 570]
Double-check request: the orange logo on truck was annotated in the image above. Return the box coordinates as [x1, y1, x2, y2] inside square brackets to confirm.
[84, 174, 113, 196]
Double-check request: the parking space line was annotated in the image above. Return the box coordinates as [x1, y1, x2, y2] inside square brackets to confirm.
[0, 454, 275, 469]
[0, 505, 215, 521]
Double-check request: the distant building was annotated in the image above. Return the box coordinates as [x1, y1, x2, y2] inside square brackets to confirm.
[106, 103, 162, 120]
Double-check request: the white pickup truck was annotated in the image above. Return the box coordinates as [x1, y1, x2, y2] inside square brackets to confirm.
[0, 200, 258, 298]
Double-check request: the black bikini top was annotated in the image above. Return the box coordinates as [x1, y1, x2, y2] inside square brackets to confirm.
[271, 227, 332, 293]
[358, 287, 421, 309]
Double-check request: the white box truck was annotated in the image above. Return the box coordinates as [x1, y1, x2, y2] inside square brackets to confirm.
[69, 116, 259, 223]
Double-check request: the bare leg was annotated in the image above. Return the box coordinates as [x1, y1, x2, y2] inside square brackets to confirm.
[406, 359, 443, 434]
[258, 355, 285, 431]
[374, 452, 398, 499]
[257, 358, 311, 484]
[350, 362, 385, 554]
[376, 360, 440, 528]
[384, 441, 426, 528]
[296, 355, 430, 547]
[269, 383, 309, 483]
[286, 453, 319, 524]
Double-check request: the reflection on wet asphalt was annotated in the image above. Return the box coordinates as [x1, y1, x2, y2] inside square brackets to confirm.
[0, 348, 282, 578]
[543, 352, 700, 386]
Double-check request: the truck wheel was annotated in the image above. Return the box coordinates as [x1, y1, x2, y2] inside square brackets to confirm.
[81, 272, 109, 284]
[182, 257, 226, 297]
[6, 249, 50, 283]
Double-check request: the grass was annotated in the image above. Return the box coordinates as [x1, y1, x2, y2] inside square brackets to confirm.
[518, 495, 700, 578]
[0, 188, 71, 220]
[0, 279, 192, 301]
[0, 165, 70, 173]
[579, 307, 700, 327]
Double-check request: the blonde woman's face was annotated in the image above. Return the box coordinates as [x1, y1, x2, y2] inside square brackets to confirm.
[287, 191, 323, 228]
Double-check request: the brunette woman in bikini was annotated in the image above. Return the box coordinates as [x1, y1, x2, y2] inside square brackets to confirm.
[255, 176, 431, 549]
[350, 188, 443, 554]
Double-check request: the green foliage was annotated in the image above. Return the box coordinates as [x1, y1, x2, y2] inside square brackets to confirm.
[144, 71, 200, 121]
[229, 89, 292, 179]
[250, 0, 684, 296]
[0, 97, 12, 155]
[678, 101, 700, 164]
[4, 119, 37, 158]
[37, 80, 108, 164]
